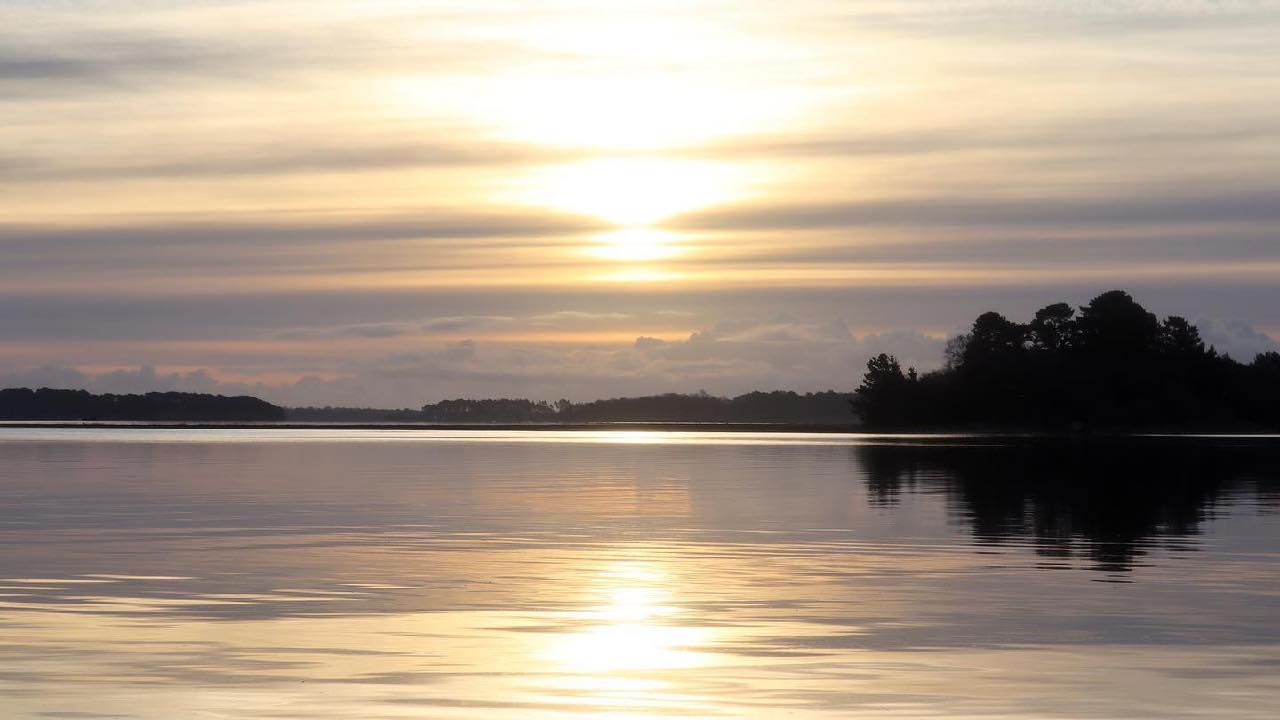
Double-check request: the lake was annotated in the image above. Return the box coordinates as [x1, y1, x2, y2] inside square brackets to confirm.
[1, 429, 1278, 719]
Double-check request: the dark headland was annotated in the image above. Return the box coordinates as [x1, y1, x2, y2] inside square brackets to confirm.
[850, 290, 1280, 432]
[0, 388, 286, 422]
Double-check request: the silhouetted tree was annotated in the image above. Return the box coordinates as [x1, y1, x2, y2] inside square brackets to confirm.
[1241, 351, 1280, 426]
[852, 353, 915, 426]
[852, 289, 1280, 430]
[1160, 316, 1205, 357]
[1077, 290, 1161, 356]
[1029, 302, 1076, 352]
[963, 311, 1027, 365]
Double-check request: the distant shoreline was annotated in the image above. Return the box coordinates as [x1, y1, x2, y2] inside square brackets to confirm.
[1, 421, 1278, 440]
[0, 421, 863, 432]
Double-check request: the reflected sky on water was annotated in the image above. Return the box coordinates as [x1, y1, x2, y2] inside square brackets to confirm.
[1, 430, 1278, 718]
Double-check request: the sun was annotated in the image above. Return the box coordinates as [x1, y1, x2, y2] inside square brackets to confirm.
[507, 157, 743, 269]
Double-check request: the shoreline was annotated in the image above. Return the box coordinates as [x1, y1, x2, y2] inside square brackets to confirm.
[0, 421, 1277, 439]
[0, 421, 866, 432]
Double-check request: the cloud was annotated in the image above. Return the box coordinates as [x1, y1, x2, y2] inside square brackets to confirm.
[0, 211, 602, 251]
[0, 320, 944, 407]
[673, 192, 1280, 233]
[1198, 319, 1280, 361]
[256, 312, 648, 343]
[263, 316, 518, 340]
[711, 229, 1280, 267]
[418, 316, 516, 332]
[699, 121, 1280, 163]
[809, 1, 1280, 38]
[0, 209, 609, 298]
[0, 56, 102, 81]
[529, 311, 633, 324]
[0, 12, 559, 95]
[1, 140, 583, 182]
[266, 322, 418, 341]
[0, 36, 234, 85]
[0, 365, 239, 397]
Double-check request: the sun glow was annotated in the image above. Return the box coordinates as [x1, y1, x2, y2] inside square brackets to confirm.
[457, 11, 788, 151]
[519, 157, 741, 227]
[387, 11, 797, 275]
[590, 228, 682, 261]
[385, 7, 798, 279]
[481, 72, 769, 151]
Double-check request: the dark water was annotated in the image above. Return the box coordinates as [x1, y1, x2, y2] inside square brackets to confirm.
[1, 429, 1278, 718]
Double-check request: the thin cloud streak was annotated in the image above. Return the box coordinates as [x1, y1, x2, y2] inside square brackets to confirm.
[697, 122, 1280, 162]
[0, 211, 606, 249]
[673, 193, 1280, 232]
[0, 142, 584, 182]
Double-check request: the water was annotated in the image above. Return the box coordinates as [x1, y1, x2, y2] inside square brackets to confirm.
[1, 429, 1278, 719]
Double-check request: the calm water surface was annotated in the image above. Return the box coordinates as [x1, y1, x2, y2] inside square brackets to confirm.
[1, 429, 1278, 719]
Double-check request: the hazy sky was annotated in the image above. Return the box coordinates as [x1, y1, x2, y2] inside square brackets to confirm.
[4, 0, 1279, 406]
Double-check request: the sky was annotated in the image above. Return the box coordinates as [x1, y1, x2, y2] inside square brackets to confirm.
[3, 0, 1280, 407]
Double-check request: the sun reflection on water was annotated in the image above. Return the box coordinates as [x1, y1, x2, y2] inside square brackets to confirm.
[539, 560, 713, 714]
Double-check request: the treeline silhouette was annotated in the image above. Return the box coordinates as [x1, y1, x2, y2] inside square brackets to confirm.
[856, 438, 1280, 572]
[421, 391, 856, 423]
[854, 290, 1280, 430]
[286, 406, 429, 423]
[0, 388, 285, 421]
[291, 391, 857, 424]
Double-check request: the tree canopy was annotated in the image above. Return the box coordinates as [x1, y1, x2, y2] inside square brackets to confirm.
[418, 391, 856, 424]
[852, 290, 1280, 430]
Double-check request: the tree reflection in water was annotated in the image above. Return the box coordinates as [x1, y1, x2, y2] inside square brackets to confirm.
[858, 438, 1280, 573]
